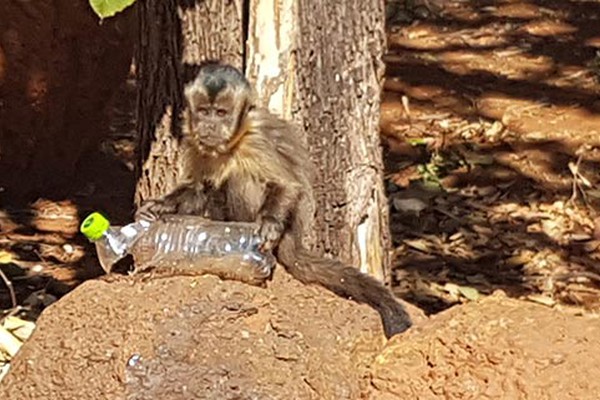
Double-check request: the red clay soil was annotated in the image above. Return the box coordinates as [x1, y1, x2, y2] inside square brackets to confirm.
[0, 270, 424, 400]
[366, 292, 600, 400]
[1, 273, 599, 399]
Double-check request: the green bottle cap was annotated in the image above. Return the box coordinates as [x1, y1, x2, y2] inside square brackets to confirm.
[80, 212, 110, 241]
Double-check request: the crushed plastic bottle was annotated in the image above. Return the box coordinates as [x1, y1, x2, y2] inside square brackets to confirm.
[80, 212, 276, 285]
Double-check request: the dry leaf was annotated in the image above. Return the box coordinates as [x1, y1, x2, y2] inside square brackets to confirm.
[404, 239, 431, 253]
[566, 233, 592, 242]
[0, 363, 10, 382]
[0, 325, 22, 358]
[0, 251, 13, 264]
[484, 120, 505, 139]
[393, 197, 428, 214]
[506, 253, 532, 267]
[526, 294, 556, 307]
[458, 286, 481, 301]
[3, 317, 36, 342]
[443, 283, 460, 297]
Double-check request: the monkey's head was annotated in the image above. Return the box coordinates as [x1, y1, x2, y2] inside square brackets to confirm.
[183, 62, 253, 157]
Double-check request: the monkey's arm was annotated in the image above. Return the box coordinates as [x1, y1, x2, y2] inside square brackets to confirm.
[256, 181, 301, 250]
[135, 182, 208, 221]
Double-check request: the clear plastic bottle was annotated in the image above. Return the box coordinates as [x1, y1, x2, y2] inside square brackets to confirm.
[80, 212, 275, 285]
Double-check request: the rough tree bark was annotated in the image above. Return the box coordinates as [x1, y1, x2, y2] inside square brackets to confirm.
[137, 0, 391, 282]
[246, 0, 391, 281]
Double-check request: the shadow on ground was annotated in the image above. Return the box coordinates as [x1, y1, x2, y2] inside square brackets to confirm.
[0, 1, 137, 311]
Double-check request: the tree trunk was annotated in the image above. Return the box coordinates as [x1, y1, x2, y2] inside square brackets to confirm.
[135, 0, 245, 203]
[137, 0, 391, 282]
[246, 0, 391, 282]
[245, 0, 298, 118]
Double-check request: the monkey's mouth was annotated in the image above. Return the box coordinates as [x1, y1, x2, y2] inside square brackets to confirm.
[196, 142, 229, 157]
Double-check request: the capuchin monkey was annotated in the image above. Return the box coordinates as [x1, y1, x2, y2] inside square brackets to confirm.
[136, 61, 412, 338]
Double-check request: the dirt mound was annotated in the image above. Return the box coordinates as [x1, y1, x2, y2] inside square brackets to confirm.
[0, 270, 424, 400]
[2, 273, 599, 399]
[367, 292, 600, 400]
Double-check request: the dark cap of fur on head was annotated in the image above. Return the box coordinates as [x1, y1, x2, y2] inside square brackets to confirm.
[197, 61, 250, 101]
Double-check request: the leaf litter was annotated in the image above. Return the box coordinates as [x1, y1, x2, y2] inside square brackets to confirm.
[383, 0, 600, 314]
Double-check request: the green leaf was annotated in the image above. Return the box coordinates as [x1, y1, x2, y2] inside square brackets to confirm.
[89, 0, 136, 19]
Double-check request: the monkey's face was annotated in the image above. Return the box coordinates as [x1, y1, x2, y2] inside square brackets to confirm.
[184, 65, 252, 157]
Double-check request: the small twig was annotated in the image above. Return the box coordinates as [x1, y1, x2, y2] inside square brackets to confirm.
[569, 153, 582, 202]
[555, 271, 600, 284]
[0, 306, 24, 326]
[569, 149, 593, 206]
[0, 269, 17, 309]
[401, 95, 411, 120]
[433, 206, 463, 223]
[33, 249, 51, 269]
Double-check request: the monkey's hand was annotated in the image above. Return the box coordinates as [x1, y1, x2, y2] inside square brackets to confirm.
[135, 198, 177, 222]
[135, 184, 208, 221]
[257, 215, 285, 251]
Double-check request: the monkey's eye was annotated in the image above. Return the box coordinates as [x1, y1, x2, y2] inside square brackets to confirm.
[216, 108, 228, 117]
[197, 107, 210, 116]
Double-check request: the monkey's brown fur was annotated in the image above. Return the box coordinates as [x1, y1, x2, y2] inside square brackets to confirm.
[137, 61, 412, 338]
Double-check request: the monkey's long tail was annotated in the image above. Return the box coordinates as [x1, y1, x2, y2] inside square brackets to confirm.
[276, 235, 412, 338]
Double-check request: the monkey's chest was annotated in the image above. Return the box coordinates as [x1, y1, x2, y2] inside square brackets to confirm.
[220, 177, 266, 222]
